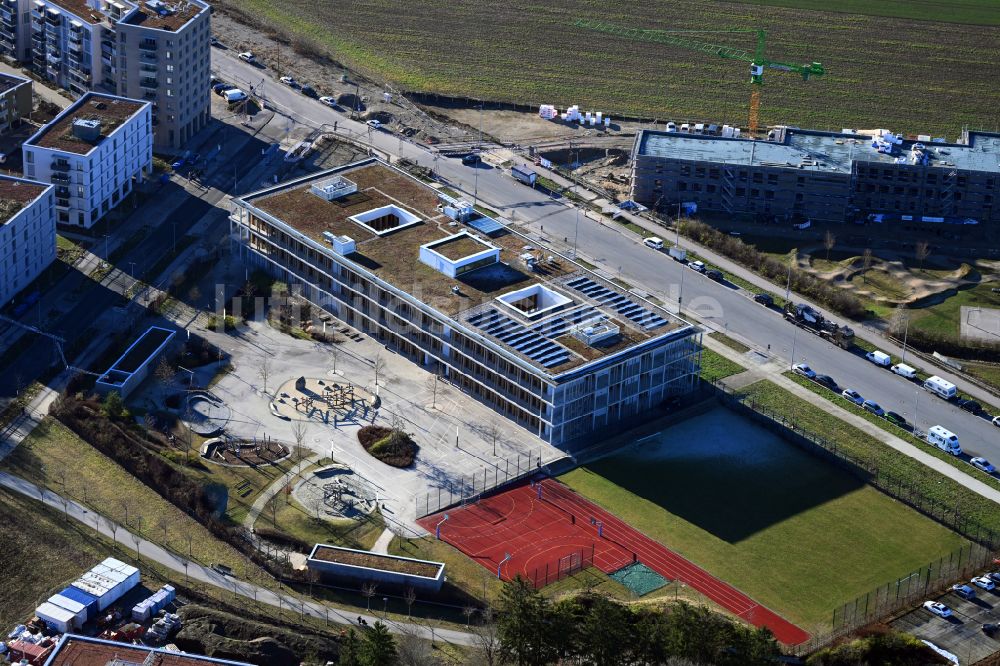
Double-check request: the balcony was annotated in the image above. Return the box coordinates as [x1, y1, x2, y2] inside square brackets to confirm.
[139, 77, 157, 89]
[51, 159, 70, 171]
[138, 39, 156, 50]
[55, 197, 70, 210]
[50, 172, 71, 185]
[142, 91, 156, 101]
[139, 51, 156, 62]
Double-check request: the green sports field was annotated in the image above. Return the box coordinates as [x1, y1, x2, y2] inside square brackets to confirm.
[560, 406, 965, 632]
[219, 0, 1000, 136]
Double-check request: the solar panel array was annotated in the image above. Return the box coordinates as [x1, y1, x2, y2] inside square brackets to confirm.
[563, 276, 670, 331]
[466, 302, 603, 369]
[466, 216, 505, 236]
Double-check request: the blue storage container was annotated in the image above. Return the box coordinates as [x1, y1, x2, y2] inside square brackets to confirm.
[59, 586, 99, 619]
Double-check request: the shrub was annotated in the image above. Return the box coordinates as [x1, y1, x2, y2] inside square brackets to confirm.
[358, 425, 417, 468]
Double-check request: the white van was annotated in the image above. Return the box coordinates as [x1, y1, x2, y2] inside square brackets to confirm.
[923, 375, 957, 400]
[680, 123, 690, 133]
[866, 350, 892, 367]
[666, 121, 677, 132]
[643, 236, 664, 250]
[927, 425, 961, 455]
[891, 363, 917, 379]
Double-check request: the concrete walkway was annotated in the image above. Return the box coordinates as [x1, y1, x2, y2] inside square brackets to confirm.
[371, 528, 394, 555]
[703, 335, 1000, 504]
[242, 452, 325, 530]
[0, 471, 478, 646]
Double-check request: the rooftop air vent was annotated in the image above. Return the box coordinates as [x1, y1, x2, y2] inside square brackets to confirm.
[310, 175, 357, 201]
[322, 232, 355, 255]
[570, 316, 621, 346]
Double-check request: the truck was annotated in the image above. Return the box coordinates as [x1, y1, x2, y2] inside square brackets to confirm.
[668, 246, 687, 262]
[783, 302, 855, 349]
[511, 164, 538, 186]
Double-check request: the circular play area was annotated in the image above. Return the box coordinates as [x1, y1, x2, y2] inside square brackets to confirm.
[293, 464, 378, 520]
[200, 435, 290, 466]
[271, 376, 375, 425]
[184, 391, 231, 437]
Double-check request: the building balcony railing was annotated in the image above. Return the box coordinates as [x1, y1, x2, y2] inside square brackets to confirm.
[51, 159, 70, 171]
[50, 172, 71, 185]
[143, 91, 156, 101]
[139, 77, 157, 89]
[139, 51, 156, 62]
[55, 198, 70, 209]
[138, 39, 156, 50]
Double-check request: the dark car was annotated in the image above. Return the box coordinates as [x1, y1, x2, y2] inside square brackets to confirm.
[815, 374, 838, 390]
[301, 84, 318, 98]
[959, 399, 983, 414]
[706, 269, 724, 282]
[984, 623, 999, 635]
[213, 82, 235, 95]
[462, 153, 481, 166]
[753, 293, 774, 307]
[885, 411, 910, 429]
[862, 400, 885, 417]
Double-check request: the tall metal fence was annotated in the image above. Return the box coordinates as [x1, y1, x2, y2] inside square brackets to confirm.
[721, 391, 1000, 550]
[414, 448, 544, 518]
[526, 545, 595, 589]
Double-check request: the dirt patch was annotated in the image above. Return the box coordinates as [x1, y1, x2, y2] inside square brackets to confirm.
[358, 425, 417, 468]
[206, 438, 290, 466]
[311, 545, 439, 577]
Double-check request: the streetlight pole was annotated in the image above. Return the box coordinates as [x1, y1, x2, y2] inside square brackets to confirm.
[789, 323, 799, 371]
[572, 205, 580, 259]
[900, 309, 911, 363]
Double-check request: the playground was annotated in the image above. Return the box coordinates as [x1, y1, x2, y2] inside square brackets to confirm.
[293, 464, 380, 521]
[418, 477, 810, 645]
[270, 376, 376, 426]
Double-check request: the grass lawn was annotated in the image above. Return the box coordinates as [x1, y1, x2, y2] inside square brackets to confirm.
[727, 0, 1000, 24]
[709, 331, 751, 354]
[2, 418, 254, 577]
[560, 406, 965, 632]
[736, 380, 1000, 534]
[700, 347, 746, 383]
[0, 487, 112, 629]
[909, 278, 1000, 337]
[256, 492, 384, 551]
[965, 361, 1000, 392]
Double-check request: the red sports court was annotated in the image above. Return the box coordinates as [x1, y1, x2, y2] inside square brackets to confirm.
[418, 478, 809, 645]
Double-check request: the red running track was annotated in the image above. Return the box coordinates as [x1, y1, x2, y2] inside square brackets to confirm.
[418, 478, 810, 646]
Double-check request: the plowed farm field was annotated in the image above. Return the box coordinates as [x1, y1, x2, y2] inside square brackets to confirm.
[219, 0, 1000, 137]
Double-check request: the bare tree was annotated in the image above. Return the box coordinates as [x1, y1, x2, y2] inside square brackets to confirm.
[463, 605, 476, 628]
[403, 586, 417, 618]
[60, 496, 71, 522]
[154, 514, 170, 545]
[118, 497, 133, 527]
[154, 356, 174, 385]
[131, 530, 142, 560]
[52, 464, 67, 491]
[823, 229, 836, 262]
[395, 624, 435, 666]
[271, 496, 279, 525]
[291, 420, 309, 474]
[861, 248, 873, 284]
[425, 373, 439, 409]
[361, 582, 377, 611]
[257, 355, 273, 395]
[470, 606, 503, 666]
[110, 522, 119, 550]
[184, 531, 194, 559]
[915, 240, 931, 272]
[372, 353, 387, 389]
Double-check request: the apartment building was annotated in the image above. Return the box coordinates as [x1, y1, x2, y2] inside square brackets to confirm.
[632, 127, 1000, 227]
[0, 174, 54, 305]
[22, 92, 151, 228]
[230, 159, 702, 448]
[0, 72, 31, 133]
[0, 0, 209, 150]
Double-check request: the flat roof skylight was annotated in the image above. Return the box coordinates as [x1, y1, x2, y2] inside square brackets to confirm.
[496, 283, 573, 320]
[348, 204, 421, 236]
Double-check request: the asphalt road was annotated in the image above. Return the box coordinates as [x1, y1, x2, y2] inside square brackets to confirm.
[214, 50, 1000, 463]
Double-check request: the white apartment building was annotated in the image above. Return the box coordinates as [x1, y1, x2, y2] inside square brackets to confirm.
[0, 0, 210, 151]
[22, 92, 151, 228]
[0, 175, 55, 305]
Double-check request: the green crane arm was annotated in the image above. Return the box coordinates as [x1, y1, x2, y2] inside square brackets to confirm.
[572, 19, 824, 83]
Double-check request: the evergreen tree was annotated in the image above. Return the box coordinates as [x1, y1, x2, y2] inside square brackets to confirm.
[338, 629, 362, 666]
[360, 621, 397, 666]
[497, 576, 555, 665]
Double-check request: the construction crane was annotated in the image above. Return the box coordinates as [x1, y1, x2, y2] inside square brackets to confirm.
[572, 19, 824, 137]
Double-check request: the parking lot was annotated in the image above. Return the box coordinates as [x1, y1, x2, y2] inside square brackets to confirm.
[892, 586, 1000, 663]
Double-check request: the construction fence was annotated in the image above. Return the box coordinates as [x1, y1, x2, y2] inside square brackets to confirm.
[526, 545, 595, 590]
[414, 448, 544, 518]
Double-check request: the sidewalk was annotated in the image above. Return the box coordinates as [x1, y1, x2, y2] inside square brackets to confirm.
[243, 452, 324, 530]
[703, 334, 1000, 504]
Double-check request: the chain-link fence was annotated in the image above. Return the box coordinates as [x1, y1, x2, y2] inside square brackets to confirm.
[526, 545, 595, 589]
[414, 448, 543, 518]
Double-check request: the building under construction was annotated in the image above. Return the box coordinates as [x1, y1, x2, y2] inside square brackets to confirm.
[631, 127, 1000, 226]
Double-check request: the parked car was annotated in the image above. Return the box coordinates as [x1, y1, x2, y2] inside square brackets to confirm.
[753, 293, 774, 307]
[815, 374, 837, 390]
[301, 84, 318, 98]
[841, 389, 864, 405]
[705, 269, 724, 282]
[993, 415, 1000, 428]
[643, 236, 664, 250]
[792, 363, 815, 379]
[959, 399, 983, 414]
[238, 51, 255, 63]
[865, 350, 892, 367]
[952, 583, 976, 600]
[885, 411, 909, 429]
[366, 119, 383, 130]
[279, 76, 298, 87]
[210, 36, 220, 47]
[223, 89, 248, 104]
[923, 601, 952, 618]
[972, 575, 996, 591]
[988, 572, 1000, 584]
[212, 82, 235, 95]
[862, 400, 885, 417]
[972, 457, 997, 474]
[983, 623, 999, 635]
[319, 96, 340, 109]
[689, 260, 706, 273]
[891, 363, 917, 379]
[462, 154, 481, 166]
